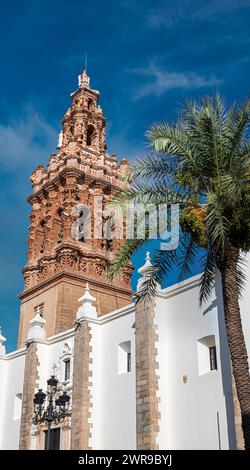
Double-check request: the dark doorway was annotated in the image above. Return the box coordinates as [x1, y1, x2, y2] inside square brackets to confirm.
[44, 427, 60, 450]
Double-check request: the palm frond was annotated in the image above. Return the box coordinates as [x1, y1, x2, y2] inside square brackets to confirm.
[198, 246, 217, 305]
[228, 99, 250, 159]
[113, 181, 191, 207]
[137, 247, 178, 300]
[108, 238, 145, 280]
[236, 253, 247, 297]
[137, 234, 200, 300]
[178, 234, 200, 281]
[146, 123, 196, 165]
[206, 192, 230, 250]
[110, 93, 250, 309]
[131, 153, 176, 181]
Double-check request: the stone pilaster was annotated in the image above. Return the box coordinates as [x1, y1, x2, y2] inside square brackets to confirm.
[19, 342, 40, 449]
[70, 320, 93, 449]
[135, 298, 160, 449]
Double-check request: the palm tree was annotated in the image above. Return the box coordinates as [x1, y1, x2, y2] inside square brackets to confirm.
[108, 95, 250, 448]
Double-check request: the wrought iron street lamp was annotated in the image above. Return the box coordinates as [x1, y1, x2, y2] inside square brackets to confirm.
[33, 375, 70, 450]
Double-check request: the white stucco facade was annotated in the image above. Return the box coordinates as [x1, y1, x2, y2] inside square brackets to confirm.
[0, 255, 250, 450]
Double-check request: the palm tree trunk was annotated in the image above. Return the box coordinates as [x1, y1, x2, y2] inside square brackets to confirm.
[219, 244, 250, 449]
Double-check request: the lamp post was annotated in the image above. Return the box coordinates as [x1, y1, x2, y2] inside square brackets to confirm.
[33, 375, 70, 450]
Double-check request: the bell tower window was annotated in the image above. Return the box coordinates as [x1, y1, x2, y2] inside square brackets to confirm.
[57, 208, 63, 244]
[86, 125, 95, 146]
[39, 219, 46, 254]
[87, 98, 94, 110]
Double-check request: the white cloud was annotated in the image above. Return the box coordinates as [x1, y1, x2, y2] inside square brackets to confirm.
[148, 3, 187, 29]
[131, 62, 222, 100]
[0, 107, 57, 172]
[147, 0, 250, 29]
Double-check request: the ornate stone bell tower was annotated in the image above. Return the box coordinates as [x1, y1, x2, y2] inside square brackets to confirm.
[18, 71, 133, 348]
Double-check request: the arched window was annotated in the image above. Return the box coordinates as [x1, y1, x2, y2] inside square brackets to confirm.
[197, 335, 217, 375]
[39, 219, 46, 254]
[86, 125, 95, 146]
[56, 208, 63, 244]
[118, 341, 131, 374]
[87, 98, 93, 110]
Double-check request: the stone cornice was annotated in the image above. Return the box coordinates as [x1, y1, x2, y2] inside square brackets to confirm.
[22, 241, 131, 273]
[69, 85, 100, 103]
[19, 270, 133, 301]
[28, 164, 125, 203]
[156, 274, 201, 299]
[75, 302, 135, 326]
[3, 303, 135, 357]
[0, 347, 26, 360]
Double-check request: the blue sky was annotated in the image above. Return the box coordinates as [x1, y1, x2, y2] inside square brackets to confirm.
[0, 0, 249, 351]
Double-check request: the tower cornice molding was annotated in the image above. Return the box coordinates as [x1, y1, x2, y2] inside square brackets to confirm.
[70, 86, 100, 101]
[28, 165, 126, 203]
[62, 107, 106, 124]
[19, 270, 133, 301]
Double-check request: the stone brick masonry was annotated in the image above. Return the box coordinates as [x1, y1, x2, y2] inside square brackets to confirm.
[18, 273, 131, 348]
[135, 298, 160, 449]
[70, 320, 92, 449]
[19, 342, 39, 449]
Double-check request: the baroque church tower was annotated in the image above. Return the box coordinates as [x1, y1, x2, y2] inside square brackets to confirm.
[18, 71, 133, 348]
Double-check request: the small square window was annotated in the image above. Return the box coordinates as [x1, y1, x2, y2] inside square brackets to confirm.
[197, 335, 218, 375]
[209, 346, 217, 371]
[64, 359, 70, 381]
[127, 352, 131, 373]
[118, 341, 131, 374]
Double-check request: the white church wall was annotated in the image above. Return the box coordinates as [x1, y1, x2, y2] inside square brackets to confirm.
[36, 330, 75, 392]
[32, 330, 74, 450]
[35, 331, 75, 450]
[155, 274, 237, 450]
[1, 254, 249, 450]
[93, 305, 136, 450]
[0, 349, 26, 449]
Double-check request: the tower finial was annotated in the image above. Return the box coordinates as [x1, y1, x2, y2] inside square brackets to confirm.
[78, 69, 90, 88]
[76, 283, 97, 320]
[27, 310, 46, 342]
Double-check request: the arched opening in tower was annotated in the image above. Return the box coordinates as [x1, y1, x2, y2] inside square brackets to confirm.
[86, 125, 95, 147]
[87, 98, 94, 111]
[39, 219, 46, 254]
